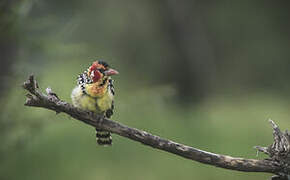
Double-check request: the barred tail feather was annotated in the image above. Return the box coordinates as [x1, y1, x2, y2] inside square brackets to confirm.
[96, 128, 112, 146]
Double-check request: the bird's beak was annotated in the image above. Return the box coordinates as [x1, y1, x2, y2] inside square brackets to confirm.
[104, 68, 119, 76]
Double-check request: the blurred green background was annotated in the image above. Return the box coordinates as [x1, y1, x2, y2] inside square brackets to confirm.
[1, 1, 290, 180]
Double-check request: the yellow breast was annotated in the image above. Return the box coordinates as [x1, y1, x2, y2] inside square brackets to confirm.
[71, 85, 113, 114]
[96, 89, 114, 112]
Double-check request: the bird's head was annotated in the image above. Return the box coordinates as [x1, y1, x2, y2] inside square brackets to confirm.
[87, 60, 119, 83]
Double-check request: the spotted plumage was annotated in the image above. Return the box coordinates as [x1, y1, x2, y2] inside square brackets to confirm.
[71, 61, 118, 146]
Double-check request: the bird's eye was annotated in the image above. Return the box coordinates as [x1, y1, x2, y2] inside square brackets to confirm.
[98, 68, 105, 74]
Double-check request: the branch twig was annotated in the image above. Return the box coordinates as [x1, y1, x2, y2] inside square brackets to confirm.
[23, 75, 290, 179]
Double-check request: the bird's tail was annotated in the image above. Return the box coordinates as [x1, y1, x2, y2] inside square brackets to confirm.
[95, 128, 112, 146]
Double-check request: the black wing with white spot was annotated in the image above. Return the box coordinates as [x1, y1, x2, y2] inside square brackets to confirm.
[77, 71, 92, 94]
[105, 78, 115, 118]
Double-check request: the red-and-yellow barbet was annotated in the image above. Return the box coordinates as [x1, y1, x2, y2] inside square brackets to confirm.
[71, 61, 118, 146]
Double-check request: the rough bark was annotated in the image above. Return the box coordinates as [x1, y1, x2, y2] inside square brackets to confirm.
[23, 75, 290, 179]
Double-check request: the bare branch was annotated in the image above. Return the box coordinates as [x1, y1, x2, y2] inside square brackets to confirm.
[23, 75, 290, 179]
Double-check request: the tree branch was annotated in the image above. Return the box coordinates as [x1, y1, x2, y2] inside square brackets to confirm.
[23, 75, 290, 179]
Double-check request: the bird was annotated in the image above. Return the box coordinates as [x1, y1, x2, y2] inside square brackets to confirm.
[71, 60, 118, 146]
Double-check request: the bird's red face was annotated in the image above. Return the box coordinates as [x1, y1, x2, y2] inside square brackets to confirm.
[88, 61, 118, 83]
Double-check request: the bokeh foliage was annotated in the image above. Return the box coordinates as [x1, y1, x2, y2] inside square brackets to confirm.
[1, 1, 290, 180]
